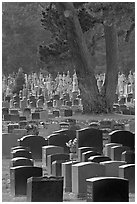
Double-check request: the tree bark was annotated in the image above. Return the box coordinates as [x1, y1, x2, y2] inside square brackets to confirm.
[102, 23, 118, 112]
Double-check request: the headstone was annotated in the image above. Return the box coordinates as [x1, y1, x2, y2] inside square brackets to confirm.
[47, 101, 53, 108]
[19, 116, 26, 121]
[10, 114, 20, 122]
[82, 151, 101, 162]
[31, 112, 40, 120]
[11, 146, 30, 152]
[88, 122, 100, 129]
[53, 110, 60, 117]
[119, 164, 135, 193]
[119, 97, 126, 104]
[48, 131, 75, 153]
[59, 122, 69, 129]
[10, 157, 34, 167]
[77, 127, 103, 153]
[100, 161, 126, 177]
[2, 108, 9, 117]
[37, 99, 44, 108]
[103, 143, 122, 157]
[8, 124, 19, 133]
[53, 94, 60, 100]
[47, 153, 69, 175]
[72, 99, 79, 106]
[19, 121, 28, 129]
[40, 110, 48, 121]
[42, 145, 64, 169]
[86, 177, 129, 202]
[3, 114, 11, 121]
[111, 145, 130, 161]
[27, 176, 63, 202]
[9, 109, 19, 115]
[64, 109, 73, 117]
[88, 155, 111, 163]
[10, 166, 42, 196]
[72, 162, 105, 198]
[121, 150, 135, 164]
[112, 123, 125, 131]
[5, 95, 11, 102]
[52, 160, 66, 176]
[108, 130, 135, 150]
[18, 135, 48, 160]
[99, 120, 113, 129]
[62, 161, 79, 192]
[78, 147, 98, 162]
[38, 95, 45, 103]
[11, 149, 32, 159]
[20, 99, 27, 111]
[65, 101, 72, 107]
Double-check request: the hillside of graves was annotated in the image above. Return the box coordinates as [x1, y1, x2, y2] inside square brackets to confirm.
[2, 71, 135, 202]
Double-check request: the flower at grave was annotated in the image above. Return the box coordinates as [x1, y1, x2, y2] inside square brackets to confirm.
[66, 138, 77, 153]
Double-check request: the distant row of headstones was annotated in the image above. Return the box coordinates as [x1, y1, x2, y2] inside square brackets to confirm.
[5, 126, 135, 201]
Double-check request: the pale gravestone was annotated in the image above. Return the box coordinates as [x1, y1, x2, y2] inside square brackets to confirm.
[47, 153, 69, 175]
[119, 164, 135, 193]
[111, 145, 130, 161]
[86, 177, 129, 202]
[62, 161, 79, 192]
[18, 135, 48, 160]
[10, 166, 42, 196]
[121, 150, 135, 164]
[82, 151, 101, 162]
[78, 147, 99, 162]
[108, 130, 135, 150]
[27, 176, 63, 202]
[88, 155, 111, 163]
[42, 145, 64, 169]
[76, 127, 103, 153]
[100, 161, 126, 177]
[11, 157, 34, 167]
[72, 162, 105, 198]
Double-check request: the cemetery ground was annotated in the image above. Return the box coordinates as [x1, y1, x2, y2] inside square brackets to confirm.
[2, 113, 135, 202]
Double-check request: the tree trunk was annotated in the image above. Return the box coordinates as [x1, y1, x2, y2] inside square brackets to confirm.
[57, 2, 105, 113]
[102, 23, 118, 112]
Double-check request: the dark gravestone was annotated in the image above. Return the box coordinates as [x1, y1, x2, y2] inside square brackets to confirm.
[47, 101, 53, 108]
[122, 109, 130, 115]
[19, 121, 28, 129]
[23, 108, 31, 115]
[108, 130, 135, 150]
[8, 124, 19, 133]
[52, 160, 65, 176]
[54, 129, 76, 141]
[27, 176, 63, 202]
[5, 95, 11, 102]
[53, 94, 60, 100]
[64, 109, 73, 117]
[10, 166, 42, 196]
[65, 101, 72, 107]
[30, 101, 36, 109]
[121, 150, 135, 164]
[10, 109, 19, 115]
[18, 135, 48, 160]
[47, 133, 70, 153]
[10, 114, 20, 122]
[19, 116, 26, 121]
[47, 153, 69, 175]
[86, 177, 129, 202]
[88, 155, 111, 163]
[11, 149, 32, 159]
[2, 107, 9, 116]
[82, 151, 101, 162]
[53, 110, 60, 117]
[119, 164, 135, 193]
[111, 145, 130, 161]
[32, 112, 40, 120]
[78, 147, 99, 162]
[112, 123, 125, 131]
[76, 127, 103, 153]
[29, 95, 36, 102]
[11, 157, 34, 167]
[38, 95, 45, 103]
[119, 97, 126, 104]
[119, 104, 127, 112]
[73, 99, 79, 106]
[3, 114, 11, 121]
